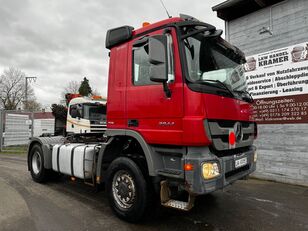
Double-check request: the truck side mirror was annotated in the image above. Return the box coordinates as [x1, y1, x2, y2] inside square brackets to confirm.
[149, 35, 168, 83]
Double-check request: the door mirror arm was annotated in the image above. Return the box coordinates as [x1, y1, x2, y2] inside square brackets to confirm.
[163, 82, 172, 98]
[148, 35, 171, 98]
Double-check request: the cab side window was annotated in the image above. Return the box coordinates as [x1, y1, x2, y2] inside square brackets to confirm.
[133, 44, 156, 86]
[69, 104, 82, 118]
[133, 33, 174, 86]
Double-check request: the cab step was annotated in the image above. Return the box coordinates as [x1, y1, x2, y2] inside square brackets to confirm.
[160, 180, 195, 211]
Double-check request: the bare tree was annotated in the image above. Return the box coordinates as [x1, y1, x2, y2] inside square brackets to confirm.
[26, 99, 42, 112]
[23, 87, 38, 111]
[91, 89, 102, 96]
[64, 80, 80, 93]
[61, 80, 80, 101]
[60, 80, 102, 102]
[0, 67, 25, 110]
[0, 67, 38, 110]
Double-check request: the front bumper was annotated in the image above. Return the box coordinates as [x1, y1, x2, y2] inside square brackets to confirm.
[184, 146, 256, 195]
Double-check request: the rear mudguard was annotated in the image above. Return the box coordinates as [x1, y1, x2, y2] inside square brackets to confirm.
[27, 136, 65, 170]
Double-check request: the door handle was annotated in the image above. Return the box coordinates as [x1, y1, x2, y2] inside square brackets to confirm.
[128, 119, 139, 127]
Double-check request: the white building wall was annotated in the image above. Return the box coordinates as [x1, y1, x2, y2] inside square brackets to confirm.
[226, 0, 308, 186]
[33, 119, 55, 137]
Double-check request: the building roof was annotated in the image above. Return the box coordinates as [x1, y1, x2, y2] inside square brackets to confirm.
[33, 112, 54, 119]
[212, 0, 285, 21]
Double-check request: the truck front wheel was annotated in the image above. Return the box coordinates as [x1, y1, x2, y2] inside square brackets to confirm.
[106, 157, 152, 222]
[29, 144, 49, 183]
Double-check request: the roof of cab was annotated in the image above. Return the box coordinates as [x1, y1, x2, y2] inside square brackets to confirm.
[132, 17, 183, 36]
[70, 97, 107, 105]
[105, 17, 184, 49]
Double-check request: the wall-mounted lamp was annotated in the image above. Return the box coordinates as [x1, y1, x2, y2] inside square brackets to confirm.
[259, 26, 273, 35]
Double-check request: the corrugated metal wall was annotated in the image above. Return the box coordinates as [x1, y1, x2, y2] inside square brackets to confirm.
[4, 114, 30, 146]
[226, 0, 308, 186]
[0, 111, 55, 148]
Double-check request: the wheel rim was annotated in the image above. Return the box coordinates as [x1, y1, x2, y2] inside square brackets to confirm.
[32, 151, 42, 175]
[112, 170, 136, 209]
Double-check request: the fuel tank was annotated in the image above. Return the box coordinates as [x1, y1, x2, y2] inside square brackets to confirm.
[52, 143, 97, 179]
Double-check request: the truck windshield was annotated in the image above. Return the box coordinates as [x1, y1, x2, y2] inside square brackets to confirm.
[83, 104, 106, 121]
[183, 31, 248, 98]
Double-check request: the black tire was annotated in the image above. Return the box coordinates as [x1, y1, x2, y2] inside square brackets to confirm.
[28, 144, 49, 183]
[106, 157, 153, 222]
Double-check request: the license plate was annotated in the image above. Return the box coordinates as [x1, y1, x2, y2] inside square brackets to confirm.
[235, 157, 247, 168]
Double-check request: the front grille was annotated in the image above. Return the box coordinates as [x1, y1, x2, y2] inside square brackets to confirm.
[90, 124, 106, 132]
[210, 145, 252, 157]
[205, 119, 255, 151]
[91, 125, 106, 129]
[216, 120, 252, 128]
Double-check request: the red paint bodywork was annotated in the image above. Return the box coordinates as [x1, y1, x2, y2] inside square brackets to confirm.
[107, 17, 254, 146]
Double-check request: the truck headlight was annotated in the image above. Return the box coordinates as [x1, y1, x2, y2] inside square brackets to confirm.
[254, 151, 257, 162]
[202, 162, 220, 180]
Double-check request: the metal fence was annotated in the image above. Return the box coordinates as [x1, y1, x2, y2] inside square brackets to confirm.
[0, 110, 55, 152]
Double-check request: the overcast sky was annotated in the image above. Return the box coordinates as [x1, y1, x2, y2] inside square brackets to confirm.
[0, 0, 225, 108]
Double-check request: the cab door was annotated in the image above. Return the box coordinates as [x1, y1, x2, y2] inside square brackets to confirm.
[126, 28, 184, 145]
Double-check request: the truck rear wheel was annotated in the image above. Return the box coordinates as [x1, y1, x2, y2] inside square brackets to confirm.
[29, 144, 49, 183]
[106, 157, 152, 222]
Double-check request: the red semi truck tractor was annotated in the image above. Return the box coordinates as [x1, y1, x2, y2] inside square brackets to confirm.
[27, 14, 257, 222]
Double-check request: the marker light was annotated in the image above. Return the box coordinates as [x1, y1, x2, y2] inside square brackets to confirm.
[229, 131, 236, 146]
[92, 95, 102, 100]
[142, 22, 150, 27]
[254, 151, 257, 162]
[184, 163, 194, 171]
[202, 162, 220, 180]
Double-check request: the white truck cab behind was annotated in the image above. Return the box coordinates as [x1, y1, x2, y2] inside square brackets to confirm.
[67, 97, 107, 134]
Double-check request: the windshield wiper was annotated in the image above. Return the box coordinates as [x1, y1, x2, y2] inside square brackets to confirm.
[234, 90, 254, 103]
[195, 79, 234, 97]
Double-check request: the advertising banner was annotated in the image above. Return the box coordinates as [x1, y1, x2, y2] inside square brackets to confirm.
[245, 42, 308, 124]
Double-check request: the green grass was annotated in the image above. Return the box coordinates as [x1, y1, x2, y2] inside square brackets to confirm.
[0, 145, 28, 155]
